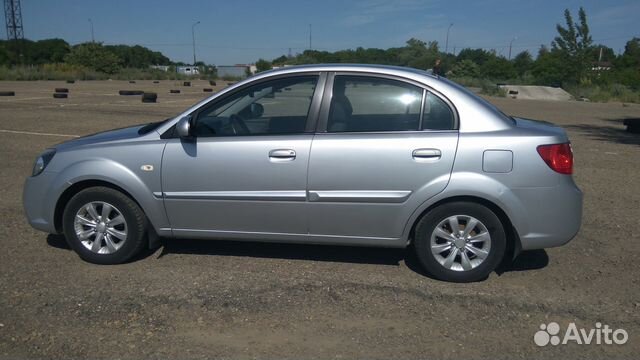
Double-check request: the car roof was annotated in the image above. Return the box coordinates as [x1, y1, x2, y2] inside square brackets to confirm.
[260, 63, 437, 78]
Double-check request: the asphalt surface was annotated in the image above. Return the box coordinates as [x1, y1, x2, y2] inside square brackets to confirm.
[0, 80, 639, 359]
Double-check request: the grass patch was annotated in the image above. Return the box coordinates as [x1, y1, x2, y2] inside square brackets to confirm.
[565, 83, 640, 103]
[0, 65, 201, 81]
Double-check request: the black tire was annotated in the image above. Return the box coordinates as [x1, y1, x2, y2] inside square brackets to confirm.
[183, 81, 191, 87]
[0, 91, 15, 96]
[129, 80, 136, 84]
[62, 187, 147, 265]
[203, 88, 213, 92]
[119, 90, 144, 96]
[413, 202, 506, 282]
[169, 89, 180, 94]
[66, 80, 75, 84]
[209, 80, 216, 86]
[141, 92, 157, 103]
[53, 93, 68, 99]
[153, 80, 160, 84]
[54, 88, 69, 93]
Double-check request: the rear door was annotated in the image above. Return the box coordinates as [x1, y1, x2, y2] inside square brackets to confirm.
[307, 73, 459, 243]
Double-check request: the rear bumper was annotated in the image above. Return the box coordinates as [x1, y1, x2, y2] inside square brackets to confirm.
[514, 178, 583, 250]
[23, 171, 59, 234]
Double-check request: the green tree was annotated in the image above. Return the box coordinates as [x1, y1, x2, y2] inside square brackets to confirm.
[30, 39, 70, 64]
[456, 48, 492, 66]
[552, 7, 593, 84]
[479, 56, 516, 79]
[451, 59, 480, 78]
[611, 38, 640, 89]
[255, 58, 272, 72]
[105, 44, 171, 68]
[512, 51, 533, 76]
[65, 42, 122, 74]
[272, 55, 288, 66]
[532, 48, 570, 86]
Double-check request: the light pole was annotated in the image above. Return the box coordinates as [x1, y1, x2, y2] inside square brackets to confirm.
[192, 21, 200, 66]
[508, 36, 517, 60]
[445, 23, 453, 54]
[88, 18, 94, 43]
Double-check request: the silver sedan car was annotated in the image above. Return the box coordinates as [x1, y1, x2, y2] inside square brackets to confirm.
[23, 64, 582, 282]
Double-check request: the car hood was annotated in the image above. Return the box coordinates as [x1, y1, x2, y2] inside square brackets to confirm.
[54, 124, 147, 151]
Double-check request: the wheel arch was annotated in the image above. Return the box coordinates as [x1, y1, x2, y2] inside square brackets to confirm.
[48, 156, 169, 237]
[55, 180, 139, 233]
[407, 195, 522, 261]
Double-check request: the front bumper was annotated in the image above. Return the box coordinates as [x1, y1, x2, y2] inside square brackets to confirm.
[23, 171, 59, 234]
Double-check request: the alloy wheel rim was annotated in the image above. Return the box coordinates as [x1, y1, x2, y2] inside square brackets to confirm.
[430, 215, 491, 272]
[74, 201, 127, 254]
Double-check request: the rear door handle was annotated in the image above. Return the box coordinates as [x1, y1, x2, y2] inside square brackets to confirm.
[269, 149, 296, 160]
[412, 148, 441, 160]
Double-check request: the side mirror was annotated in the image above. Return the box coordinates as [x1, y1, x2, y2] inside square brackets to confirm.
[176, 116, 192, 138]
[250, 103, 264, 118]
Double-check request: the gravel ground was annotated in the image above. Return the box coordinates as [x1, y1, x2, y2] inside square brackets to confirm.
[0, 80, 639, 359]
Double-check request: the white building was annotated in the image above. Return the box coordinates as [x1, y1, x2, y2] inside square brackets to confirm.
[177, 66, 199, 75]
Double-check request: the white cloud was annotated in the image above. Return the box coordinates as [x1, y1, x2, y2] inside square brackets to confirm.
[341, 0, 438, 27]
[342, 14, 376, 27]
[590, 2, 640, 27]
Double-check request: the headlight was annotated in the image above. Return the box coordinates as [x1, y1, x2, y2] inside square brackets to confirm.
[32, 149, 56, 176]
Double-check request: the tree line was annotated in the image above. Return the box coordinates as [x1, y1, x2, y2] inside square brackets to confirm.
[259, 8, 639, 91]
[0, 39, 172, 74]
[0, 7, 638, 94]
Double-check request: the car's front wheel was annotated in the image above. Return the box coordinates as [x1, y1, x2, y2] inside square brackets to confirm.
[414, 202, 506, 282]
[62, 186, 147, 264]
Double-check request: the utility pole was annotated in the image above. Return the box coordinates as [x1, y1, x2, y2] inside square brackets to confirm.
[445, 23, 453, 54]
[88, 18, 95, 42]
[192, 21, 200, 66]
[508, 36, 517, 60]
[4, 0, 24, 63]
[309, 24, 312, 50]
[598, 46, 603, 62]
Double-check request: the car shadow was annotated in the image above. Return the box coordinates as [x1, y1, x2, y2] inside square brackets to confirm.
[47, 233, 70, 249]
[565, 118, 640, 146]
[403, 247, 549, 280]
[157, 237, 406, 266]
[47, 234, 549, 279]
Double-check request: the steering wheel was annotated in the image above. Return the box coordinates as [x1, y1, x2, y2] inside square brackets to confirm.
[229, 114, 250, 135]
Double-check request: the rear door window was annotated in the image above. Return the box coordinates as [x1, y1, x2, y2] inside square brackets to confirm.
[327, 75, 423, 132]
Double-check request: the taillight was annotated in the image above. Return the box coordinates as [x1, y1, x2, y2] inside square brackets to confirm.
[536, 143, 573, 174]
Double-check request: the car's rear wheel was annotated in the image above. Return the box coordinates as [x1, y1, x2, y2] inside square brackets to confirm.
[414, 202, 506, 282]
[62, 187, 147, 264]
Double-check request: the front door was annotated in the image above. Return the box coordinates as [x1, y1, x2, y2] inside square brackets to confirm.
[161, 74, 322, 240]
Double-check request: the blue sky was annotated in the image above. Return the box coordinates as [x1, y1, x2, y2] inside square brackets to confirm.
[9, 0, 640, 65]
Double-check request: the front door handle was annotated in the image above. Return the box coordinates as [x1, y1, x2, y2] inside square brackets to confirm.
[412, 148, 441, 160]
[269, 149, 296, 160]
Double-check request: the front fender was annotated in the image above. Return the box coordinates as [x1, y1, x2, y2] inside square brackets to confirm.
[50, 159, 169, 232]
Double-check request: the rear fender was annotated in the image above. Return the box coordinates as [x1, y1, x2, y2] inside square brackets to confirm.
[401, 172, 528, 241]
